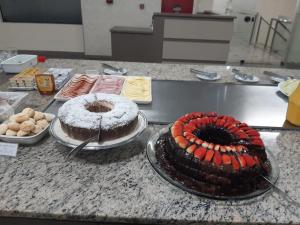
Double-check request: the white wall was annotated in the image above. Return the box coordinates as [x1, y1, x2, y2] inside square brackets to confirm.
[194, 0, 214, 12]
[0, 23, 84, 52]
[256, 0, 297, 20]
[81, 0, 161, 56]
[285, 0, 300, 64]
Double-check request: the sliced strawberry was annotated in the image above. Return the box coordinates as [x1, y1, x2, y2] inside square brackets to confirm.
[178, 115, 189, 123]
[220, 146, 226, 153]
[202, 142, 209, 148]
[215, 119, 222, 126]
[186, 144, 197, 154]
[231, 145, 237, 152]
[224, 122, 232, 128]
[201, 117, 210, 125]
[173, 120, 184, 126]
[225, 146, 232, 152]
[238, 122, 248, 128]
[175, 136, 189, 149]
[219, 119, 226, 127]
[214, 144, 220, 151]
[222, 154, 231, 165]
[246, 129, 260, 137]
[211, 117, 218, 124]
[195, 138, 203, 145]
[204, 149, 214, 162]
[189, 119, 198, 128]
[207, 112, 217, 117]
[237, 155, 247, 168]
[194, 147, 206, 160]
[183, 124, 197, 133]
[238, 133, 248, 139]
[171, 125, 183, 137]
[208, 143, 214, 149]
[237, 145, 245, 152]
[243, 154, 256, 167]
[229, 126, 239, 134]
[230, 155, 240, 170]
[213, 150, 222, 166]
[183, 132, 197, 143]
[196, 118, 203, 127]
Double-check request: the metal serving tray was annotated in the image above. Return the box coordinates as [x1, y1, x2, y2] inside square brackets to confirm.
[45, 80, 296, 130]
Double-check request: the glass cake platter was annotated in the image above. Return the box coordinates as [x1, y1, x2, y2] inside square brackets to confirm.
[50, 111, 148, 150]
[146, 125, 280, 200]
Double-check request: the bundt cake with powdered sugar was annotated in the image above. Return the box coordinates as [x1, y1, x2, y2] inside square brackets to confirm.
[156, 112, 271, 196]
[58, 93, 139, 141]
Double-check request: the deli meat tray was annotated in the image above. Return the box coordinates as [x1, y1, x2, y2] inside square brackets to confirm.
[54, 74, 152, 104]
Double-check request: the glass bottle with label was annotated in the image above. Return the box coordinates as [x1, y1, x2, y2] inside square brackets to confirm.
[286, 83, 300, 126]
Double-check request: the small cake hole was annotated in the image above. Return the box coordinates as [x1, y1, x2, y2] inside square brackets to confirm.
[194, 126, 234, 145]
[86, 101, 114, 113]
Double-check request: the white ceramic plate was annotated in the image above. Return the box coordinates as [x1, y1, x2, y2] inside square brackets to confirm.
[49, 112, 148, 150]
[234, 74, 260, 83]
[195, 73, 221, 81]
[0, 113, 55, 144]
[278, 79, 300, 97]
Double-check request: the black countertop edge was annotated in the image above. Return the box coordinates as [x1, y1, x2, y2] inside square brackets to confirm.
[110, 26, 153, 34]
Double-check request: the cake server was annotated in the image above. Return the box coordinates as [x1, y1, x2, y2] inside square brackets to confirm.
[66, 117, 102, 159]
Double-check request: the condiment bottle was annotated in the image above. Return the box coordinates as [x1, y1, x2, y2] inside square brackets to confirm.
[35, 74, 56, 95]
[286, 83, 300, 126]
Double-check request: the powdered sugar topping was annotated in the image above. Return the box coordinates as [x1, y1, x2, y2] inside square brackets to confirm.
[58, 93, 139, 130]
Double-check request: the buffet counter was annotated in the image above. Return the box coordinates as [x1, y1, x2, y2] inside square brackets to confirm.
[0, 59, 300, 225]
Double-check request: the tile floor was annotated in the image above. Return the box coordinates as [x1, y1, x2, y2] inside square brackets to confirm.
[227, 36, 283, 66]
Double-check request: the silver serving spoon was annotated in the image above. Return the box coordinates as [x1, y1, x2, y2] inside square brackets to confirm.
[232, 68, 254, 81]
[66, 116, 102, 159]
[102, 63, 127, 75]
[190, 68, 218, 79]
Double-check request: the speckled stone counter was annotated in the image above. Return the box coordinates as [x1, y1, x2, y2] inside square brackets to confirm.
[0, 59, 300, 225]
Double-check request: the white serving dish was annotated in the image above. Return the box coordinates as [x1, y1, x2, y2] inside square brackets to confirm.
[1, 54, 37, 73]
[0, 113, 55, 144]
[121, 76, 152, 104]
[54, 74, 100, 101]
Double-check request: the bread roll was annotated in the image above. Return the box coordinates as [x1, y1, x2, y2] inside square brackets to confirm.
[15, 113, 29, 123]
[34, 111, 45, 121]
[20, 120, 35, 132]
[8, 115, 17, 122]
[6, 129, 17, 136]
[17, 130, 29, 137]
[7, 122, 20, 131]
[44, 113, 53, 122]
[36, 119, 49, 129]
[32, 125, 43, 134]
[22, 108, 35, 118]
[0, 124, 8, 135]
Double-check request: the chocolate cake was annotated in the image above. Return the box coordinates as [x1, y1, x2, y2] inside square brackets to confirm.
[58, 93, 139, 141]
[155, 112, 271, 197]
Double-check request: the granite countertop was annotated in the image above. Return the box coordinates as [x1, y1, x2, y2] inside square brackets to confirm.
[0, 59, 300, 225]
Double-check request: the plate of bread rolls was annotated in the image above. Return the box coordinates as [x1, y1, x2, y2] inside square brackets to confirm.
[0, 107, 55, 144]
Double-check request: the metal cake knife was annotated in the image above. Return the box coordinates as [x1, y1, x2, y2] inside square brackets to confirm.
[66, 116, 102, 159]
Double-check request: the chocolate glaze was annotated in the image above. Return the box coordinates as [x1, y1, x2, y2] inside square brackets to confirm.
[155, 133, 271, 197]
